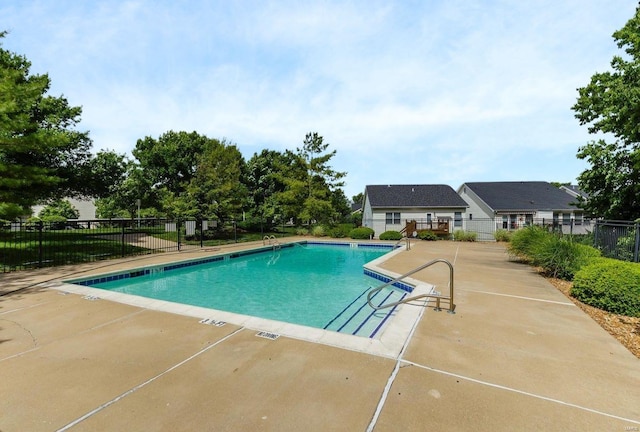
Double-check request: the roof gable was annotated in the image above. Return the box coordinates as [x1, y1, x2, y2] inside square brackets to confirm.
[365, 184, 468, 208]
[463, 181, 580, 211]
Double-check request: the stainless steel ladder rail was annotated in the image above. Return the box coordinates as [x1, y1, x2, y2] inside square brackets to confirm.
[393, 236, 411, 250]
[263, 235, 281, 250]
[366, 258, 455, 313]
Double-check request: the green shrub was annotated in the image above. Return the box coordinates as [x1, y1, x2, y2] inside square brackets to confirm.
[531, 236, 601, 280]
[327, 223, 353, 238]
[349, 227, 374, 239]
[418, 230, 438, 241]
[311, 225, 326, 237]
[508, 225, 549, 260]
[572, 258, 640, 317]
[453, 230, 477, 242]
[296, 227, 309, 236]
[494, 229, 511, 242]
[379, 230, 403, 240]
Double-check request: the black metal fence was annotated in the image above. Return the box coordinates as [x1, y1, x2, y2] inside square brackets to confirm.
[0, 218, 222, 273]
[462, 217, 594, 241]
[593, 220, 640, 263]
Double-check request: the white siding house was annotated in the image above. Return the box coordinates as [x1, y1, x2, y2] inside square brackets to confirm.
[362, 184, 469, 238]
[457, 181, 588, 236]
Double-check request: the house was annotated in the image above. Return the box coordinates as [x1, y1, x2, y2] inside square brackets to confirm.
[560, 184, 589, 201]
[457, 181, 588, 237]
[362, 184, 469, 238]
[31, 198, 96, 220]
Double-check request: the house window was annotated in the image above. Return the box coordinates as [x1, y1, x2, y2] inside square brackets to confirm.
[562, 213, 571, 225]
[426, 213, 432, 223]
[454, 212, 462, 227]
[525, 214, 533, 226]
[385, 212, 400, 224]
[575, 213, 583, 226]
[502, 215, 508, 229]
[469, 214, 473, 220]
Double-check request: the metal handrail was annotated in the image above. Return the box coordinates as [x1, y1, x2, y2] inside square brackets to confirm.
[263, 235, 280, 249]
[366, 258, 455, 314]
[393, 236, 411, 251]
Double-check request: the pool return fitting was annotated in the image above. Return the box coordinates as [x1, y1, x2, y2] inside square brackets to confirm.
[366, 258, 456, 314]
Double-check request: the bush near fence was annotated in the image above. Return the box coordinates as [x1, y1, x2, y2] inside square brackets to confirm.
[572, 258, 640, 317]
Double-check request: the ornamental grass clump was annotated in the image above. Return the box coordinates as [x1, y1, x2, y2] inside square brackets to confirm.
[453, 230, 477, 242]
[508, 225, 549, 261]
[508, 226, 600, 280]
[494, 229, 512, 242]
[531, 236, 601, 280]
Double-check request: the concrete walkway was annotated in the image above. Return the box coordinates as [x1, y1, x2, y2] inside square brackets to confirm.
[0, 240, 638, 431]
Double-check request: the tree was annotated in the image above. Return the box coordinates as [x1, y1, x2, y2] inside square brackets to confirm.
[95, 164, 156, 219]
[85, 150, 130, 199]
[38, 199, 80, 220]
[184, 139, 247, 221]
[277, 132, 346, 224]
[244, 149, 290, 226]
[572, 8, 640, 219]
[351, 192, 364, 206]
[132, 131, 209, 196]
[0, 32, 93, 219]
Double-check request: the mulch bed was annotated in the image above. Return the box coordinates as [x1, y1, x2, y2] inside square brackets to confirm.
[547, 277, 640, 359]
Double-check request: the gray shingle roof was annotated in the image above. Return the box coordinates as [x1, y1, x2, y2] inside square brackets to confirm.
[365, 184, 468, 208]
[463, 181, 580, 211]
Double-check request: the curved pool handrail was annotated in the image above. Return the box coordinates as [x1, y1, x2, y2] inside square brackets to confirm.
[366, 258, 455, 314]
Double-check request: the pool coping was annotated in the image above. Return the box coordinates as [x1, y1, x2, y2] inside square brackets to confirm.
[48, 241, 435, 359]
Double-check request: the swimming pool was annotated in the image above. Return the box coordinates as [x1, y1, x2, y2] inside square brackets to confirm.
[67, 242, 414, 338]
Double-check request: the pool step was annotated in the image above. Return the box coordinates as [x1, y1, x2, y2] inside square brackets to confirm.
[323, 286, 407, 338]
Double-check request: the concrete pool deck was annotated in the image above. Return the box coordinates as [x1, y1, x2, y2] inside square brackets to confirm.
[0, 240, 638, 431]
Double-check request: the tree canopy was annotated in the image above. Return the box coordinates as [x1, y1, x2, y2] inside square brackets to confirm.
[0, 31, 93, 219]
[573, 8, 640, 219]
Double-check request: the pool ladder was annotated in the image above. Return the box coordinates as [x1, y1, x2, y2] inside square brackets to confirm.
[366, 259, 456, 314]
[263, 235, 281, 250]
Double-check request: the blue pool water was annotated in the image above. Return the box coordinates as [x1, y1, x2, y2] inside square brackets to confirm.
[70, 242, 411, 337]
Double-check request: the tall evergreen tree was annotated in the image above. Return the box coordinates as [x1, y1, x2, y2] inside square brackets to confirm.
[0, 32, 93, 219]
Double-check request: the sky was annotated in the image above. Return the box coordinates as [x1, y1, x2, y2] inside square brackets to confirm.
[1, 1, 636, 200]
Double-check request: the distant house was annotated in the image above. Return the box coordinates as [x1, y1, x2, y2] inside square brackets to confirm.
[362, 184, 469, 238]
[457, 181, 588, 236]
[560, 184, 589, 201]
[31, 198, 96, 220]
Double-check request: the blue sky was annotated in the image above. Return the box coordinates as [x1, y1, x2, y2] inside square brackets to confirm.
[1, 1, 635, 200]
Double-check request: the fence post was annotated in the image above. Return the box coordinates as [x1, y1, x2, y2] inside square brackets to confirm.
[634, 222, 640, 263]
[593, 221, 600, 250]
[37, 221, 44, 268]
[121, 220, 126, 257]
[177, 219, 182, 251]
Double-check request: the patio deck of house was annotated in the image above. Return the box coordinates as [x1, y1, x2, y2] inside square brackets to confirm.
[1, 240, 638, 431]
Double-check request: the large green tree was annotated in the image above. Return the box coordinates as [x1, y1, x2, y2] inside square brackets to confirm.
[277, 132, 346, 224]
[573, 8, 640, 219]
[0, 32, 93, 219]
[183, 139, 247, 221]
[244, 149, 290, 226]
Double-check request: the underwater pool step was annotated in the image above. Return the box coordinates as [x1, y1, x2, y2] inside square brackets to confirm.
[323, 287, 407, 338]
